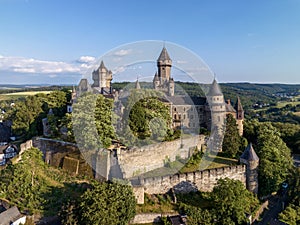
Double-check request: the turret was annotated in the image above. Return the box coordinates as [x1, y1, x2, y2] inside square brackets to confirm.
[234, 96, 244, 136]
[153, 72, 160, 89]
[135, 78, 141, 90]
[168, 78, 175, 96]
[240, 143, 259, 194]
[92, 61, 113, 90]
[207, 79, 226, 132]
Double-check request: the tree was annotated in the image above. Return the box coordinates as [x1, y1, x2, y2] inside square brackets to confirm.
[256, 123, 294, 196]
[79, 181, 136, 225]
[181, 205, 215, 225]
[7, 95, 43, 137]
[278, 168, 300, 225]
[72, 93, 115, 150]
[0, 148, 50, 213]
[211, 178, 259, 225]
[222, 114, 242, 158]
[119, 89, 172, 146]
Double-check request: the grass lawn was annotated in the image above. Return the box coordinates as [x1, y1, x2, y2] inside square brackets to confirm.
[180, 154, 238, 173]
[276, 100, 300, 108]
[0, 91, 52, 101]
[134, 154, 238, 179]
[294, 112, 300, 116]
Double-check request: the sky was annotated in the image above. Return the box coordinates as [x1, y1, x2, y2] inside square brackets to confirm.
[0, 0, 300, 84]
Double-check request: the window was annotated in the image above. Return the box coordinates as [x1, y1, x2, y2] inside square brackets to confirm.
[174, 107, 176, 112]
[174, 114, 177, 120]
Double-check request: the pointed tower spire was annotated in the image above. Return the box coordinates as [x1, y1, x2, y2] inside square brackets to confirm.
[235, 96, 244, 112]
[135, 76, 141, 89]
[157, 47, 171, 62]
[99, 60, 106, 69]
[208, 78, 222, 96]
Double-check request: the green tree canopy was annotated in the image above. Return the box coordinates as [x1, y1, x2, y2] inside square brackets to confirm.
[211, 178, 259, 225]
[256, 123, 294, 196]
[79, 181, 136, 225]
[72, 93, 115, 150]
[222, 114, 242, 158]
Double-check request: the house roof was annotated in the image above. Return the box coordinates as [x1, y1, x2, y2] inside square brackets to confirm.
[166, 96, 206, 106]
[157, 47, 171, 62]
[0, 123, 10, 142]
[240, 143, 259, 161]
[168, 215, 186, 225]
[0, 145, 18, 154]
[0, 206, 23, 225]
[207, 79, 223, 96]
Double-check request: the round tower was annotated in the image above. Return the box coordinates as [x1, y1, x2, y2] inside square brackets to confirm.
[207, 79, 226, 132]
[234, 96, 244, 136]
[153, 72, 160, 89]
[240, 143, 259, 194]
[168, 78, 175, 96]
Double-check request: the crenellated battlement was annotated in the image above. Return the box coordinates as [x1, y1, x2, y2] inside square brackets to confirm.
[140, 165, 246, 195]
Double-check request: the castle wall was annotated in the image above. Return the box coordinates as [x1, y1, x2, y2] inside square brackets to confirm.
[141, 165, 246, 194]
[118, 135, 205, 178]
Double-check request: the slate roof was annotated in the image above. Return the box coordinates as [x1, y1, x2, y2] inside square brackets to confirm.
[0, 145, 18, 154]
[0, 123, 10, 142]
[207, 79, 223, 96]
[135, 79, 141, 89]
[157, 47, 171, 61]
[166, 96, 206, 106]
[235, 96, 244, 111]
[0, 206, 23, 225]
[153, 72, 159, 81]
[168, 215, 186, 225]
[225, 102, 236, 113]
[240, 143, 259, 161]
[99, 60, 107, 70]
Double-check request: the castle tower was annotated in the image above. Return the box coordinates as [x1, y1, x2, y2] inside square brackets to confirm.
[92, 61, 113, 91]
[135, 78, 141, 90]
[157, 47, 172, 84]
[153, 72, 160, 89]
[234, 96, 244, 136]
[240, 143, 259, 194]
[207, 79, 226, 132]
[168, 78, 175, 96]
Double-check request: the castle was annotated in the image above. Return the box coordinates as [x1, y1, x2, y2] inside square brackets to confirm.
[76, 47, 244, 135]
[39, 47, 260, 204]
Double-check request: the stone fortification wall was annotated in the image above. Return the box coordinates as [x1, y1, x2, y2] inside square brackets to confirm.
[140, 165, 246, 194]
[118, 135, 205, 178]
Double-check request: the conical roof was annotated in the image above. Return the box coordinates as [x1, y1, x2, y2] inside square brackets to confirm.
[153, 72, 159, 81]
[235, 96, 244, 111]
[157, 47, 171, 61]
[135, 79, 141, 89]
[207, 79, 223, 96]
[99, 60, 107, 70]
[240, 143, 259, 161]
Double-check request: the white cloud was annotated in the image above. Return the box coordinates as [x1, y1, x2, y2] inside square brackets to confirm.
[0, 56, 81, 74]
[113, 49, 132, 57]
[49, 74, 58, 78]
[77, 56, 96, 63]
[176, 60, 188, 64]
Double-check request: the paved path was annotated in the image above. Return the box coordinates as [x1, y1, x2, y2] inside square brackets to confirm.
[255, 192, 287, 225]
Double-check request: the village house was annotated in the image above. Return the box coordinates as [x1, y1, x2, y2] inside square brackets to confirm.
[0, 144, 18, 166]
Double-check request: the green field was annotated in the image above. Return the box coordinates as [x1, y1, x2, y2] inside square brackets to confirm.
[0, 91, 52, 101]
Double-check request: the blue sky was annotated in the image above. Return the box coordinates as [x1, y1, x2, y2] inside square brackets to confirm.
[0, 0, 300, 84]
